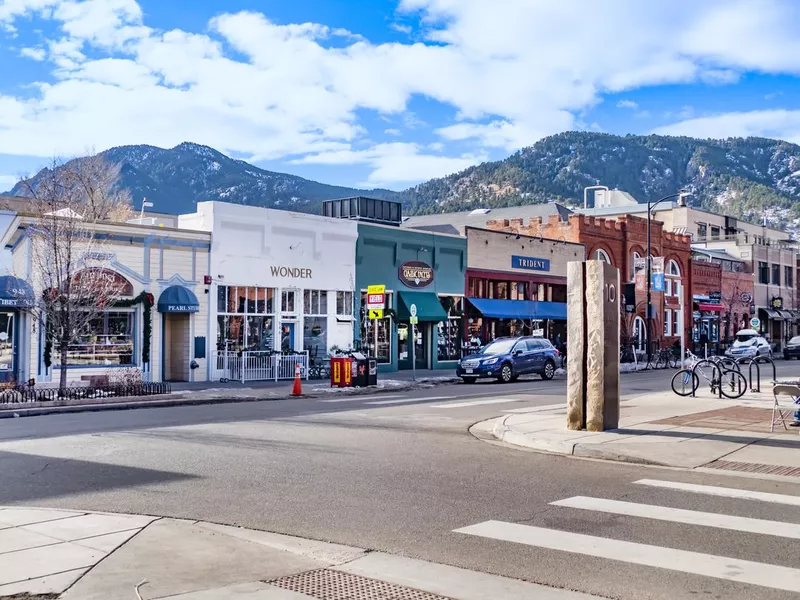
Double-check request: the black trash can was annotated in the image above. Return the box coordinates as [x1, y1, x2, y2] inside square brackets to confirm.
[351, 352, 369, 387]
[367, 358, 377, 386]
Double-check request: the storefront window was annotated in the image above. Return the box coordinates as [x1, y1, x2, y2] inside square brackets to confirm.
[304, 289, 328, 315]
[337, 291, 353, 316]
[58, 310, 135, 366]
[437, 297, 463, 361]
[246, 316, 274, 351]
[281, 290, 297, 313]
[360, 292, 390, 363]
[510, 282, 526, 301]
[217, 286, 276, 352]
[303, 317, 327, 357]
[303, 290, 328, 356]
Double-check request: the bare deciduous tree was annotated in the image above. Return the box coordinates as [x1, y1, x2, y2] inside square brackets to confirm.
[16, 155, 133, 390]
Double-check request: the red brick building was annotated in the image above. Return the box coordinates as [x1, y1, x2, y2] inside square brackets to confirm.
[691, 251, 755, 350]
[487, 213, 692, 352]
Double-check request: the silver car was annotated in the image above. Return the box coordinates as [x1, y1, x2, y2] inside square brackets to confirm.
[725, 329, 772, 360]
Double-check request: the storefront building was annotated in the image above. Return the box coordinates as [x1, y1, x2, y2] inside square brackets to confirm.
[354, 222, 467, 372]
[487, 213, 692, 353]
[464, 226, 585, 348]
[1, 214, 211, 385]
[690, 248, 754, 352]
[178, 202, 358, 372]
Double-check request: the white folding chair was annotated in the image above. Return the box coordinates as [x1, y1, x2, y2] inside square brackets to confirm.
[771, 384, 800, 432]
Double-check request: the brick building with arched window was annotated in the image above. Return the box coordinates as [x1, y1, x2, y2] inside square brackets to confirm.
[487, 213, 692, 353]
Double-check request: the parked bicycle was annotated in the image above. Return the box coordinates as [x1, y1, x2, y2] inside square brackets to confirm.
[671, 350, 747, 399]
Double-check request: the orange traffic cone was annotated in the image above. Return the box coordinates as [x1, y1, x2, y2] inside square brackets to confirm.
[291, 363, 303, 396]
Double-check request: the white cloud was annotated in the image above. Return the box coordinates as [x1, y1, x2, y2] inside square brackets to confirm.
[1, 0, 800, 186]
[616, 100, 639, 109]
[654, 109, 800, 144]
[294, 142, 485, 188]
[19, 47, 46, 60]
[384, 128, 401, 136]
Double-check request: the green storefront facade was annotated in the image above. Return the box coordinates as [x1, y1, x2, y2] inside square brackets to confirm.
[355, 223, 467, 372]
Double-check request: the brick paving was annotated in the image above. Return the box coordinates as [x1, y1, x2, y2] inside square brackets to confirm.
[652, 406, 799, 435]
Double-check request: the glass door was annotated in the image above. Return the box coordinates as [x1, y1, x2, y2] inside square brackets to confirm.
[0, 313, 15, 383]
[414, 323, 427, 369]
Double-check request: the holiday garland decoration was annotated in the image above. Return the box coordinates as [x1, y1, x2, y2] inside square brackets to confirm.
[43, 291, 154, 368]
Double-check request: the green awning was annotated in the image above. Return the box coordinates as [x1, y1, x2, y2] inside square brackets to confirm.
[397, 291, 448, 322]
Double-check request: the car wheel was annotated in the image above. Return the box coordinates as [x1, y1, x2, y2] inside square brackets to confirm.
[541, 360, 556, 380]
[497, 364, 513, 383]
[461, 377, 477, 384]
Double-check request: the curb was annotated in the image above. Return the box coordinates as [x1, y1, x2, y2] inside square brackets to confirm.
[492, 420, 676, 467]
[0, 377, 462, 419]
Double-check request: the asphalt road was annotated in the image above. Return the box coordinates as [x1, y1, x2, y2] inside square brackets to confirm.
[2, 364, 800, 599]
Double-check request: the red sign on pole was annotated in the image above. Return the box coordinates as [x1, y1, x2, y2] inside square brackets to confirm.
[367, 293, 385, 306]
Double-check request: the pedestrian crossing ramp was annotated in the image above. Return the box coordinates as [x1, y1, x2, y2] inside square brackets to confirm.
[454, 479, 800, 594]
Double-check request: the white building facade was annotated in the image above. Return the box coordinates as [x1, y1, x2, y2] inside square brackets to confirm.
[178, 202, 358, 374]
[1, 215, 211, 385]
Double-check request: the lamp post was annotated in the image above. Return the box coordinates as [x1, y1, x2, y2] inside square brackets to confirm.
[646, 191, 692, 366]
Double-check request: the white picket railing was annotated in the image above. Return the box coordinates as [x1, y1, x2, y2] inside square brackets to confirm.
[213, 351, 308, 383]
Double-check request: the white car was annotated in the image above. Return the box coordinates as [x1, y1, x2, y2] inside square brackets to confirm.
[725, 329, 772, 360]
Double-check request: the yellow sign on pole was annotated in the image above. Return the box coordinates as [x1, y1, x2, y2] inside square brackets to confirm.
[369, 308, 384, 320]
[367, 284, 385, 295]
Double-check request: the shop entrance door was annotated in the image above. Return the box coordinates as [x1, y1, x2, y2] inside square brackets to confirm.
[398, 322, 427, 370]
[0, 312, 15, 384]
[281, 323, 296, 352]
[164, 313, 190, 382]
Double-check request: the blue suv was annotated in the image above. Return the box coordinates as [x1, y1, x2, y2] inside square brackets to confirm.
[457, 336, 559, 384]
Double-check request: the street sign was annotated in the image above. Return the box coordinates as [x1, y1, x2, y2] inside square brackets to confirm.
[369, 308, 384, 320]
[750, 317, 760, 328]
[409, 303, 417, 317]
[367, 284, 385, 295]
[367, 293, 385, 307]
[409, 316, 419, 325]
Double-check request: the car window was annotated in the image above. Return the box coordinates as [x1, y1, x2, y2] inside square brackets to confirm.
[525, 340, 541, 351]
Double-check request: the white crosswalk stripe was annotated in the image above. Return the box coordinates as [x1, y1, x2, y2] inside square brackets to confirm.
[366, 396, 449, 406]
[455, 479, 800, 594]
[551, 496, 800, 539]
[454, 520, 800, 593]
[430, 397, 526, 409]
[635, 479, 800, 506]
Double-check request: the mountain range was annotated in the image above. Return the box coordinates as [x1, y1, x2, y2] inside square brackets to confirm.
[7, 133, 800, 230]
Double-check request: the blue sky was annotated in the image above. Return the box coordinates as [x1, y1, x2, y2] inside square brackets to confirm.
[2, 0, 800, 193]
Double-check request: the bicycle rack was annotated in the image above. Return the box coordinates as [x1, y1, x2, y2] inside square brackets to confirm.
[691, 361, 723, 398]
[735, 356, 776, 393]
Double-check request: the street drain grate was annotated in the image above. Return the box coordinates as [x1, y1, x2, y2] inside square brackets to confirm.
[266, 568, 451, 600]
[704, 460, 800, 478]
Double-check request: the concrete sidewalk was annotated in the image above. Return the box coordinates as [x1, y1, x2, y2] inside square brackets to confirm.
[0, 506, 598, 600]
[483, 390, 800, 479]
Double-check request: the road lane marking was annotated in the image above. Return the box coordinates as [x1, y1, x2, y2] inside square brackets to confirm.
[635, 479, 800, 507]
[366, 396, 449, 406]
[430, 398, 525, 409]
[453, 520, 800, 593]
[501, 403, 565, 414]
[320, 395, 402, 403]
[551, 496, 800, 539]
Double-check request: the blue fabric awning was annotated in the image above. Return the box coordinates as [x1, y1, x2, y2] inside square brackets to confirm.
[0, 276, 34, 308]
[157, 286, 199, 313]
[468, 298, 567, 320]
